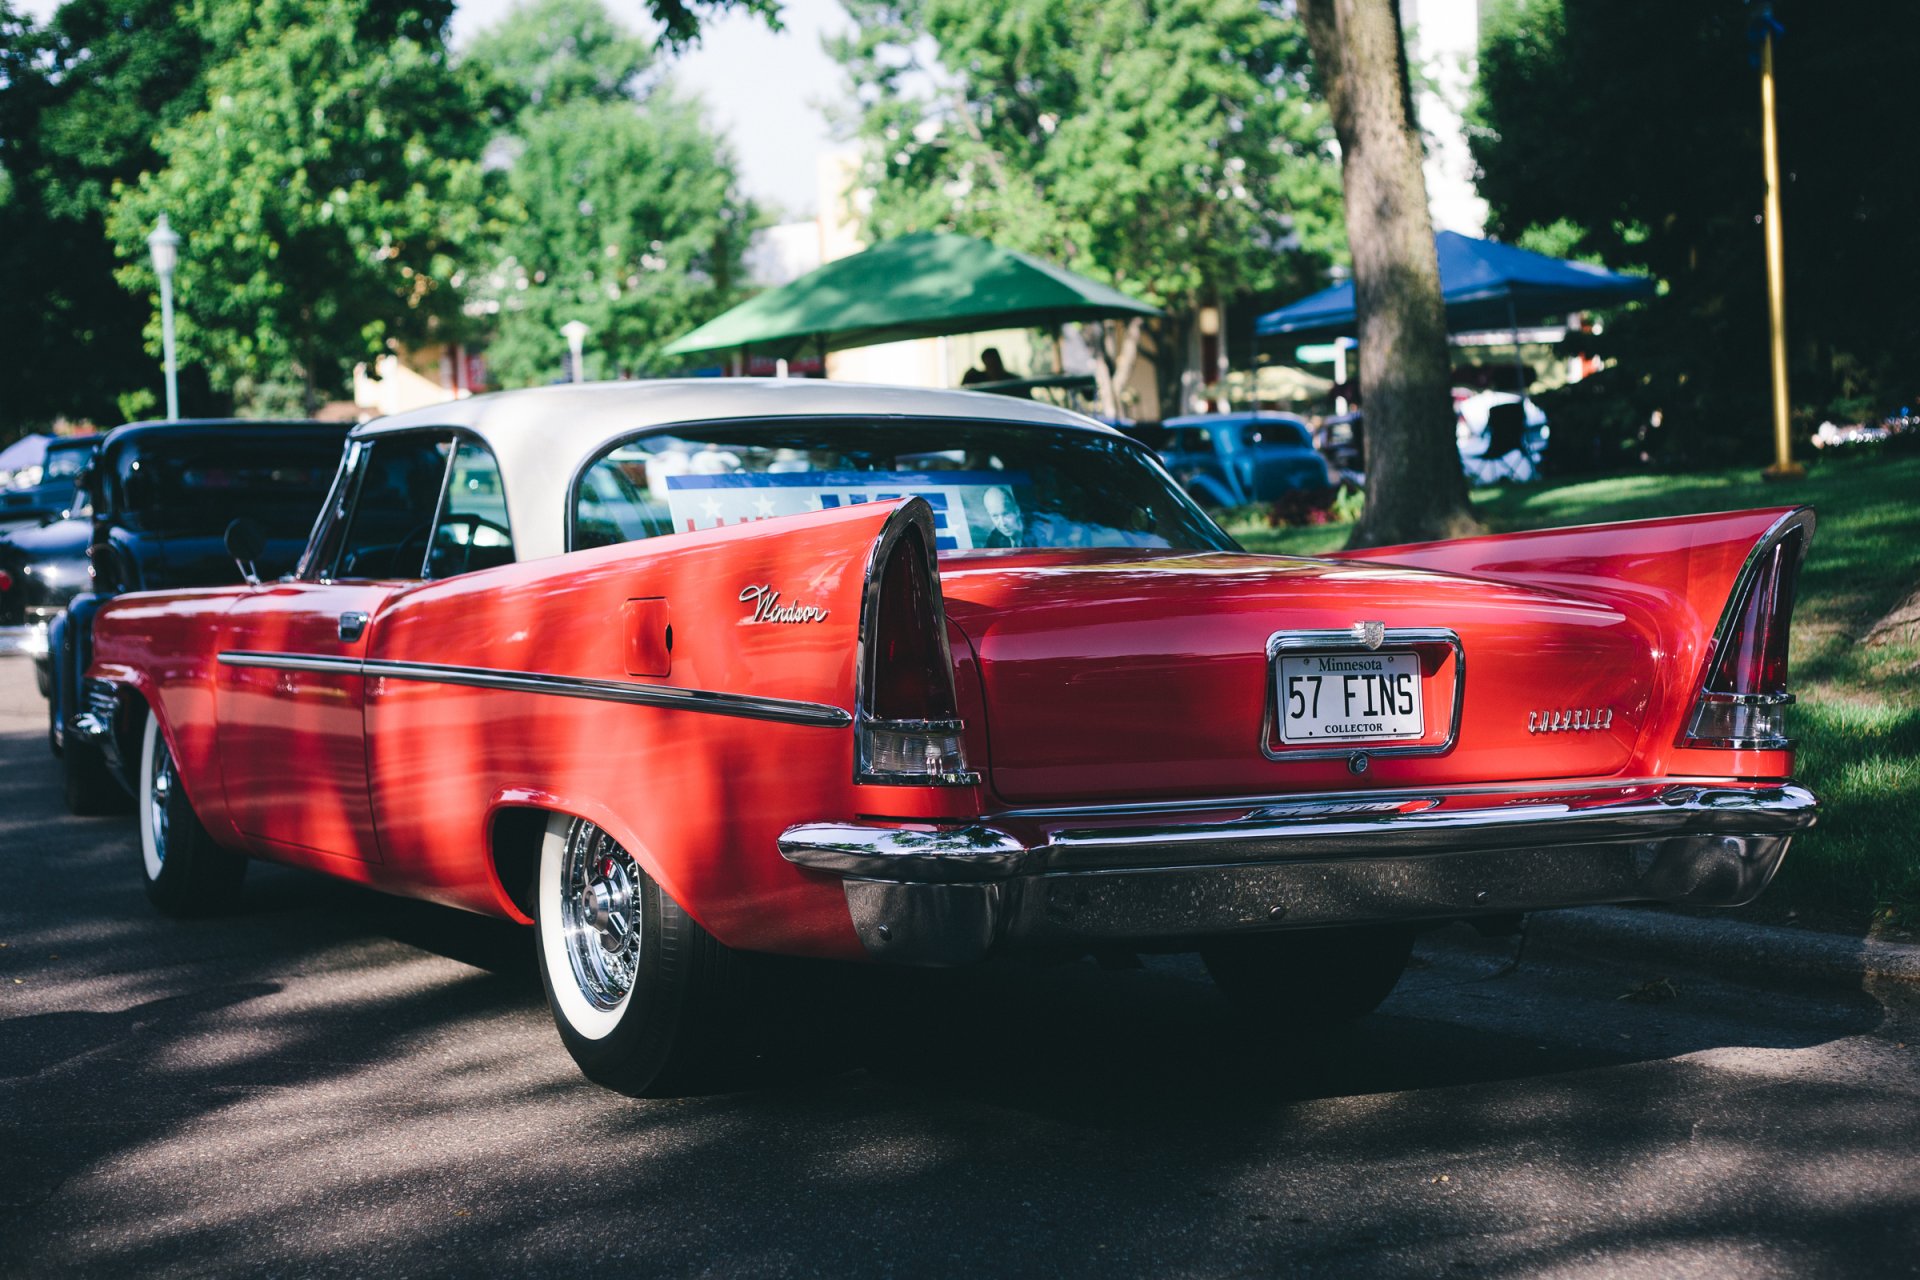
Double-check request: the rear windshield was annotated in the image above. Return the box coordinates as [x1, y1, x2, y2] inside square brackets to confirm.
[574, 420, 1231, 554]
[114, 432, 344, 536]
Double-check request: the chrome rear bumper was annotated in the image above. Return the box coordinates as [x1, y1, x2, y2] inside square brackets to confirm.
[779, 782, 1818, 965]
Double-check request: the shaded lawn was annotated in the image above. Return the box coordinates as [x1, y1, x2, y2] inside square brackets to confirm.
[1233, 450, 1920, 933]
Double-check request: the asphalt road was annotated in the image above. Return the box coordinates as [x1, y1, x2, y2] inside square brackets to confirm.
[1, 657, 1916, 1279]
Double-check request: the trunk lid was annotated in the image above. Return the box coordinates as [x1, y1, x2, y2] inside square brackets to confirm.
[938, 549, 1657, 805]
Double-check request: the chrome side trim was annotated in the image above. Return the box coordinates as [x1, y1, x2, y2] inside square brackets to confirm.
[218, 651, 361, 675]
[215, 651, 852, 728]
[1259, 627, 1466, 762]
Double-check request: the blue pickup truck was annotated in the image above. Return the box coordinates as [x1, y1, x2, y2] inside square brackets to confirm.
[1153, 411, 1333, 508]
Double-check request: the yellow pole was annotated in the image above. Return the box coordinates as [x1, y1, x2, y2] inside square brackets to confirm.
[1760, 27, 1803, 480]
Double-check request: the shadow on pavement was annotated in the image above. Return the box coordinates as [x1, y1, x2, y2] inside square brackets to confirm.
[0, 703, 1912, 1278]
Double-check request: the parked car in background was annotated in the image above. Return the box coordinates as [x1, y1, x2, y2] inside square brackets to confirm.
[1315, 411, 1366, 486]
[36, 420, 349, 794]
[1155, 411, 1333, 508]
[0, 435, 100, 535]
[70, 380, 1817, 1095]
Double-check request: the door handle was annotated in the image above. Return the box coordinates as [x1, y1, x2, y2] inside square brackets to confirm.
[338, 611, 370, 643]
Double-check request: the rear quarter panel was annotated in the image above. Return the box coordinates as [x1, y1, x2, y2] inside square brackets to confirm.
[1339, 506, 1805, 780]
[363, 499, 954, 958]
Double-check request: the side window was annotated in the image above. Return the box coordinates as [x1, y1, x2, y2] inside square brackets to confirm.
[427, 439, 515, 578]
[574, 446, 676, 549]
[332, 435, 452, 580]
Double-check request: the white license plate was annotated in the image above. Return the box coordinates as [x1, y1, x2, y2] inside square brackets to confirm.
[1277, 651, 1424, 744]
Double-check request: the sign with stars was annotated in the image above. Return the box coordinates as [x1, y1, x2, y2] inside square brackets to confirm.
[663, 471, 1023, 551]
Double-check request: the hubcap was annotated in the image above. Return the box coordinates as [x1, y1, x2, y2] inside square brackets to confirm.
[148, 734, 175, 868]
[559, 821, 642, 1011]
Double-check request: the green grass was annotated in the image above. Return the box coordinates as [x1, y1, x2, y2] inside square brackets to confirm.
[1233, 451, 1920, 935]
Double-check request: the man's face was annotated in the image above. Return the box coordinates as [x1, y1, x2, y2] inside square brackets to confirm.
[984, 488, 1021, 538]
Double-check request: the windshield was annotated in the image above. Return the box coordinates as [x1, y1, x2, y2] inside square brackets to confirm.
[574, 420, 1231, 554]
[114, 432, 344, 535]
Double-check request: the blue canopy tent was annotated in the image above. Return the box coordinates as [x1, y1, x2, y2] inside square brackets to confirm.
[1254, 231, 1656, 341]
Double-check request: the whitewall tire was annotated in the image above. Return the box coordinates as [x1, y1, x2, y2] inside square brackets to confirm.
[532, 812, 749, 1094]
[138, 712, 246, 915]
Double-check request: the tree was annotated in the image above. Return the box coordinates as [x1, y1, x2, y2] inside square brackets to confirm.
[106, 0, 490, 413]
[477, 93, 756, 385]
[467, 0, 655, 113]
[465, 0, 756, 386]
[1473, 0, 1920, 463]
[1298, 0, 1477, 546]
[0, 0, 218, 429]
[830, 0, 1344, 419]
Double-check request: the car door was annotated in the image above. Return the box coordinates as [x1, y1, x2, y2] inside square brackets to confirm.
[217, 432, 455, 863]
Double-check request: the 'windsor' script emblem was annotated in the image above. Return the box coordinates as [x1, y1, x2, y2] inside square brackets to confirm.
[740, 584, 830, 624]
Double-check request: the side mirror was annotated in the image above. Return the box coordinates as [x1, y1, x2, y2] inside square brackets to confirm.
[225, 517, 267, 587]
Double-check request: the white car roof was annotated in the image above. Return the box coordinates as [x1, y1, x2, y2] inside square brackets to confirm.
[353, 379, 1117, 561]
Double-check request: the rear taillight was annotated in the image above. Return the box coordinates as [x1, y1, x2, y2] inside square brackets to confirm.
[1684, 517, 1811, 750]
[856, 503, 978, 786]
[0, 568, 12, 594]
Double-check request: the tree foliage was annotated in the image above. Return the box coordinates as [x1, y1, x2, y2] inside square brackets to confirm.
[105, 0, 488, 413]
[466, 0, 756, 387]
[467, 0, 655, 114]
[830, 0, 1343, 414]
[0, 0, 770, 434]
[1472, 0, 1920, 462]
[0, 0, 217, 427]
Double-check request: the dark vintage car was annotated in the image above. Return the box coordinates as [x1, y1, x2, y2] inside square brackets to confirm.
[0, 435, 101, 536]
[34, 420, 349, 789]
[1154, 411, 1333, 508]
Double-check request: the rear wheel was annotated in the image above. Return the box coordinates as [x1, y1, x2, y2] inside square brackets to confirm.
[138, 713, 246, 915]
[533, 814, 750, 1095]
[1201, 924, 1416, 1030]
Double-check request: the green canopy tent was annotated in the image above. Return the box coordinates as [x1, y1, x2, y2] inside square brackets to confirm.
[661, 231, 1160, 364]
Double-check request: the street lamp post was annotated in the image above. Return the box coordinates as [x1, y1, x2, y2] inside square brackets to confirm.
[146, 215, 182, 421]
[1754, 5, 1801, 480]
[561, 320, 590, 383]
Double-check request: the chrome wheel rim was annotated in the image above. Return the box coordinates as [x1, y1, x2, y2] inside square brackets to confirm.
[148, 732, 175, 868]
[559, 821, 641, 1011]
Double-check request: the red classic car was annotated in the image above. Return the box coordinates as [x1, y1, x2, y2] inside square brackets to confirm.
[76, 381, 1817, 1093]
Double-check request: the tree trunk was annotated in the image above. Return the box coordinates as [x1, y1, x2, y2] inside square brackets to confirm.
[1300, 0, 1479, 548]
[1084, 318, 1144, 420]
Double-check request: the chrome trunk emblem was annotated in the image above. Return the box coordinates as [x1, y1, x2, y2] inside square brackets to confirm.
[1352, 620, 1387, 650]
[1528, 708, 1615, 734]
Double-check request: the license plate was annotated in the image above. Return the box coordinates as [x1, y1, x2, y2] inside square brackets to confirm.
[1277, 650, 1424, 744]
